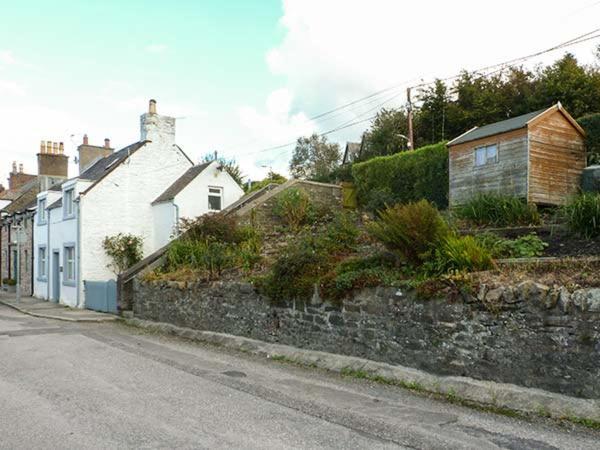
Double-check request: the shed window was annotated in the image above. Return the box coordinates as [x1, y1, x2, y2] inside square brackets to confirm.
[208, 187, 223, 211]
[474, 144, 498, 167]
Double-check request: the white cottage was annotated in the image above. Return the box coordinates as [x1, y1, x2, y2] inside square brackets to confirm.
[33, 100, 244, 310]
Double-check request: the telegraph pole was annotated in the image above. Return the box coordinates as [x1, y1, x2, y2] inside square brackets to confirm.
[406, 87, 414, 150]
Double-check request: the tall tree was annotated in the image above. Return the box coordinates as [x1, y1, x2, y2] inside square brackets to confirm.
[362, 108, 410, 160]
[289, 134, 341, 180]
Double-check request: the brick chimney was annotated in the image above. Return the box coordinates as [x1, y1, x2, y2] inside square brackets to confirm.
[37, 140, 69, 183]
[78, 134, 114, 174]
[8, 160, 36, 191]
[140, 99, 175, 145]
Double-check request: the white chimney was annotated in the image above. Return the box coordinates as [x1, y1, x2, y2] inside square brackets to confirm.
[140, 99, 175, 145]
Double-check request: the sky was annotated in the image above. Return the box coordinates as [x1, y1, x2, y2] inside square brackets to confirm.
[1, 0, 600, 184]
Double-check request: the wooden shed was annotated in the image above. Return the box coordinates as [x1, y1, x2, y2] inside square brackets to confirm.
[447, 103, 586, 206]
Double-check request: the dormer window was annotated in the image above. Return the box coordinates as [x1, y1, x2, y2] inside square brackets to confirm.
[64, 189, 75, 218]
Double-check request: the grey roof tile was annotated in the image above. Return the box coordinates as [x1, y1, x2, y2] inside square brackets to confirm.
[152, 162, 211, 204]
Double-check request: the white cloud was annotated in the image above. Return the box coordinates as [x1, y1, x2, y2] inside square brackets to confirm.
[145, 44, 168, 54]
[234, 0, 600, 175]
[0, 79, 25, 96]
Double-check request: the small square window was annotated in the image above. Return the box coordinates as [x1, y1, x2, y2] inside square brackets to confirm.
[474, 144, 498, 167]
[208, 187, 223, 211]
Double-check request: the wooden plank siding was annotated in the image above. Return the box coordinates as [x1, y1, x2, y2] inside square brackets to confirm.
[527, 110, 586, 205]
[448, 128, 528, 206]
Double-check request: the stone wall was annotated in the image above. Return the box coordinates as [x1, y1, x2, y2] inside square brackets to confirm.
[132, 279, 600, 399]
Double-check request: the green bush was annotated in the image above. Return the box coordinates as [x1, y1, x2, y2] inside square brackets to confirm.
[2, 278, 16, 286]
[317, 212, 360, 254]
[455, 193, 540, 227]
[102, 233, 144, 274]
[272, 188, 314, 231]
[352, 142, 448, 210]
[367, 200, 450, 266]
[179, 213, 244, 244]
[475, 232, 548, 258]
[320, 253, 404, 301]
[429, 235, 493, 274]
[165, 240, 235, 280]
[256, 241, 327, 303]
[563, 193, 600, 238]
[578, 113, 600, 164]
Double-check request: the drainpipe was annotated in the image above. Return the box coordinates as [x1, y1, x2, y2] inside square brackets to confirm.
[75, 198, 81, 308]
[173, 201, 180, 237]
[46, 209, 51, 300]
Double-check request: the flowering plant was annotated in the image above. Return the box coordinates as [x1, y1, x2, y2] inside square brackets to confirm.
[102, 233, 144, 274]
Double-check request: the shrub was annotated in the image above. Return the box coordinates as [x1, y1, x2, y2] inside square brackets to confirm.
[256, 242, 328, 303]
[352, 142, 448, 210]
[429, 235, 493, 274]
[166, 240, 235, 280]
[563, 193, 600, 238]
[272, 188, 314, 231]
[455, 193, 540, 227]
[102, 233, 144, 274]
[317, 212, 360, 253]
[367, 200, 450, 266]
[578, 113, 600, 164]
[2, 278, 16, 286]
[475, 232, 548, 258]
[179, 214, 243, 244]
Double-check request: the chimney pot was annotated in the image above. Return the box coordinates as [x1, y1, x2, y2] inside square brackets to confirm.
[18, 163, 23, 173]
[104, 138, 111, 148]
[52, 142, 59, 154]
[40, 140, 45, 154]
[46, 140, 53, 154]
[149, 99, 157, 114]
[59, 142, 64, 154]
[12, 161, 17, 173]
[83, 134, 89, 145]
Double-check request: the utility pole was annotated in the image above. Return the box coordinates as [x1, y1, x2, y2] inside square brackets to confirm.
[406, 87, 414, 150]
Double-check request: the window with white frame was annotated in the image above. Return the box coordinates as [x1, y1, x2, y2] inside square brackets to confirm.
[64, 189, 75, 217]
[38, 199, 47, 224]
[474, 144, 498, 167]
[38, 247, 47, 279]
[64, 246, 75, 283]
[208, 187, 223, 211]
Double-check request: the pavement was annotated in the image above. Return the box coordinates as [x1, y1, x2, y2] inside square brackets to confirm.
[1, 303, 599, 449]
[0, 292, 116, 322]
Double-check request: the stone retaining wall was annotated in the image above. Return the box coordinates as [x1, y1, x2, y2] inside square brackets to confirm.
[132, 279, 600, 399]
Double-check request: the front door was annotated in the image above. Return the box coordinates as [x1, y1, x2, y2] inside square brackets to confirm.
[52, 251, 60, 302]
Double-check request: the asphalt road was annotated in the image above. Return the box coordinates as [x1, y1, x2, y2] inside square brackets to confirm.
[0, 304, 598, 449]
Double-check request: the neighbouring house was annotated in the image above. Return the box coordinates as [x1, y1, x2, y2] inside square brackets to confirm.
[342, 142, 361, 165]
[0, 144, 69, 295]
[152, 160, 245, 248]
[33, 100, 244, 311]
[447, 103, 586, 207]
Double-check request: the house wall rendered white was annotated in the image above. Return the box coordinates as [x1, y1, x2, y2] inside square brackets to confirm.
[32, 191, 60, 299]
[153, 202, 176, 249]
[79, 139, 192, 305]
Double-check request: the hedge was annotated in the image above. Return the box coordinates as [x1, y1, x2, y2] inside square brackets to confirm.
[578, 113, 600, 164]
[351, 142, 448, 210]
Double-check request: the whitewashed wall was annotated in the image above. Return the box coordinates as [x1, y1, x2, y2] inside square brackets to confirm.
[32, 191, 60, 299]
[79, 140, 192, 305]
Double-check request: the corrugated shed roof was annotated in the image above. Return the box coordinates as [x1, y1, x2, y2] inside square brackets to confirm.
[152, 162, 211, 204]
[448, 108, 548, 146]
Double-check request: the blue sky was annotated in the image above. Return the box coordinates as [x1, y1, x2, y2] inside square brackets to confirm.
[1, 0, 599, 183]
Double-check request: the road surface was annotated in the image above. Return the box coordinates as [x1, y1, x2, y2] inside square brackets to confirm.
[0, 304, 598, 449]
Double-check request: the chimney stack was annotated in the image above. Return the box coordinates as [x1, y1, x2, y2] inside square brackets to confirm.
[77, 134, 114, 174]
[140, 99, 176, 144]
[37, 139, 68, 180]
[8, 160, 36, 190]
[12, 161, 17, 173]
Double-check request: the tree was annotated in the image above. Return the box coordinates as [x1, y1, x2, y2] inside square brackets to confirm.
[362, 108, 409, 160]
[248, 171, 287, 192]
[201, 153, 245, 187]
[289, 134, 341, 180]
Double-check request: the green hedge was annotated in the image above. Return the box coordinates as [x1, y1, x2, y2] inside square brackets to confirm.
[578, 113, 600, 164]
[351, 142, 448, 210]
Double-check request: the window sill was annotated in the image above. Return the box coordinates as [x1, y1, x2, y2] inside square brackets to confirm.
[62, 280, 77, 287]
[37, 221, 47, 226]
[62, 215, 76, 221]
[37, 277, 48, 283]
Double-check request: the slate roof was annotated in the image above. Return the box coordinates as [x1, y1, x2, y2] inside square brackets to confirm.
[447, 108, 548, 146]
[48, 198, 63, 210]
[152, 162, 212, 205]
[79, 141, 147, 181]
[1, 179, 40, 215]
[342, 142, 361, 164]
